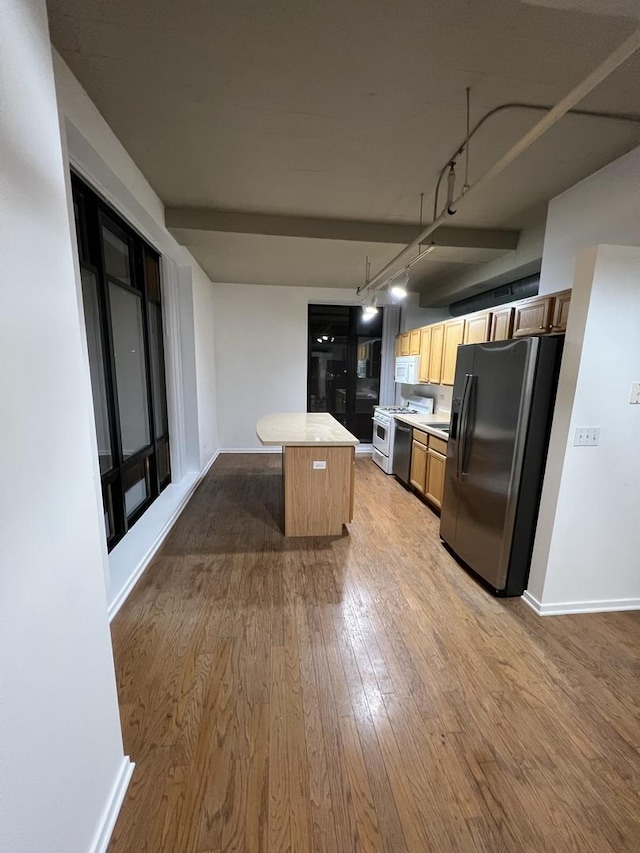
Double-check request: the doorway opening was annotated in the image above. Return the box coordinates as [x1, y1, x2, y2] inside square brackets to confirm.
[307, 305, 383, 442]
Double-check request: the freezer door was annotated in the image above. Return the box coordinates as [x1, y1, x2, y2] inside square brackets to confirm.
[446, 338, 538, 589]
[440, 344, 476, 547]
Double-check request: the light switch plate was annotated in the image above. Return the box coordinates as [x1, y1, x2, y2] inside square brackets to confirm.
[629, 382, 640, 405]
[574, 427, 600, 446]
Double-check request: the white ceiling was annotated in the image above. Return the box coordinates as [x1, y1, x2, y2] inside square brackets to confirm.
[47, 0, 640, 298]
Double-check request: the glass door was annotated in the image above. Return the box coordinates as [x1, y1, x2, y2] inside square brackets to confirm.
[307, 305, 383, 441]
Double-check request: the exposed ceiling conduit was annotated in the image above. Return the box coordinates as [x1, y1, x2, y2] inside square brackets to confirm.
[433, 101, 640, 220]
[359, 25, 640, 296]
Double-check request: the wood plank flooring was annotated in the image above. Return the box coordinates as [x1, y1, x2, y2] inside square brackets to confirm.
[108, 454, 640, 852]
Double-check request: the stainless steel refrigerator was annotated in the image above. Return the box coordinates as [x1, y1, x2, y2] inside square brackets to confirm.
[440, 335, 563, 596]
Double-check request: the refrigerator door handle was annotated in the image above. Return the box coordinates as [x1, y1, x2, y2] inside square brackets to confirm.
[456, 373, 474, 481]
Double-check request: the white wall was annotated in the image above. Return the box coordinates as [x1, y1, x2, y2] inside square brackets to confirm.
[52, 51, 221, 613]
[539, 145, 640, 295]
[52, 51, 220, 467]
[192, 265, 221, 467]
[528, 245, 640, 613]
[213, 283, 362, 449]
[0, 2, 129, 850]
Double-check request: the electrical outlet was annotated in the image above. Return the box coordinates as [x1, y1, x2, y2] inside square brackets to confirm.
[629, 382, 640, 405]
[573, 427, 600, 446]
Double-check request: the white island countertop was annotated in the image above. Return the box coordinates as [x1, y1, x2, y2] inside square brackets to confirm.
[257, 413, 359, 447]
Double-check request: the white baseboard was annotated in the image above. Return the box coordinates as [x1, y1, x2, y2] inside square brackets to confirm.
[218, 447, 282, 453]
[107, 450, 220, 621]
[522, 589, 640, 616]
[89, 756, 135, 853]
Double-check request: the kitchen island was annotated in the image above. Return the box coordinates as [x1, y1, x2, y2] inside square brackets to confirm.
[256, 413, 359, 536]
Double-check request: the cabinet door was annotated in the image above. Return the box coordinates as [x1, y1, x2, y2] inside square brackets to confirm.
[400, 332, 410, 356]
[410, 439, 427, 493]
[513, 297, 553, 337]
[550, 290, 571, 333]
[395, 335, 402, 358]
[425, 449, 446, 509]
[409, 329, 421, 355]
[463, 311, 491, 344]
[441, 319, 465, 385]
[428, 323, 445, 384]
[490, 306, 514, 341]
[418, 327, 432, 383]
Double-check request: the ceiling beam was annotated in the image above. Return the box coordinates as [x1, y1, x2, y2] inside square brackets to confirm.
[165, 206, 519, 251]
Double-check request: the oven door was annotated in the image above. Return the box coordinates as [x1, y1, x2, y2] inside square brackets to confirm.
[372, 418, 390, 456]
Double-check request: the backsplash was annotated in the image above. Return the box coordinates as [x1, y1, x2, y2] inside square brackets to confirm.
[396, 383, 453, 414]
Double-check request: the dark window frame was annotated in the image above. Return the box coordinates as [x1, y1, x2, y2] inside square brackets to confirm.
[72, 173, 170, 551]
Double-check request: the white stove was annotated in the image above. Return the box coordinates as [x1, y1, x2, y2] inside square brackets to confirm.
[372, 396, 434, 474]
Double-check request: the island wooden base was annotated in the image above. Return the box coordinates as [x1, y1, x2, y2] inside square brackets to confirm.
[283, 445, 355, 536]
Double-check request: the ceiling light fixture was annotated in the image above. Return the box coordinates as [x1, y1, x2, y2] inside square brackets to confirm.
[361, 293, 379, 319]
[388, 269, 409, 301]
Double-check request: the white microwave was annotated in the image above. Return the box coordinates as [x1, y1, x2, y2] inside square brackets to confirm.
[395, 355, 420, 384]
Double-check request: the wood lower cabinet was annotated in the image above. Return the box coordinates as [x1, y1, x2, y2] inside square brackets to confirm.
[409, 329, 421, 355]
[441, 319, 465, 385]
[410, 429, 447, 509]
[425, 448, 446, 509]
[490, 306, 515, 341]
[550, 289, 571, 333]
[418, 326, 432, 383]
[513, 296, 553, 337]
[409, 439, 428, 493]
[283, 445, 354, 536]
[463, 311, 492, 345]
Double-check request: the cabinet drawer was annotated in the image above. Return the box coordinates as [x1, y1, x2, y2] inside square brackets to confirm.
[413, 429, 428, 446]
[429, 435, 448, 455]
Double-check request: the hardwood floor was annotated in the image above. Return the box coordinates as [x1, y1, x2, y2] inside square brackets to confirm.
[108, 454, 640, 852]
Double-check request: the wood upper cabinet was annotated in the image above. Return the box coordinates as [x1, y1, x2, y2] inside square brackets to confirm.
[428, 323, 445, 384]
[400, 287, 570, 383]
[463, 311, 492, 345]
[409, 329, 421, 355]
[513, 296, 553, 337]
[490, 306, 515, 341]
[425, 447, 446, 509]
[410, 438, 428, 493]
[550, 290, 571, 333]
[441, 319, 465, 385]
[418, 326, 432, 383]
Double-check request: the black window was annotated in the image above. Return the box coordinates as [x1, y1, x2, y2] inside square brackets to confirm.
[72, 174, 170, 551]
[308, 305, 383, 441]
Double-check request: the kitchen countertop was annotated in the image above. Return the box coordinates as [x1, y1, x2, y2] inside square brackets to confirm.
[256, 413, 360, 447]
[393, 411, 450, 440]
